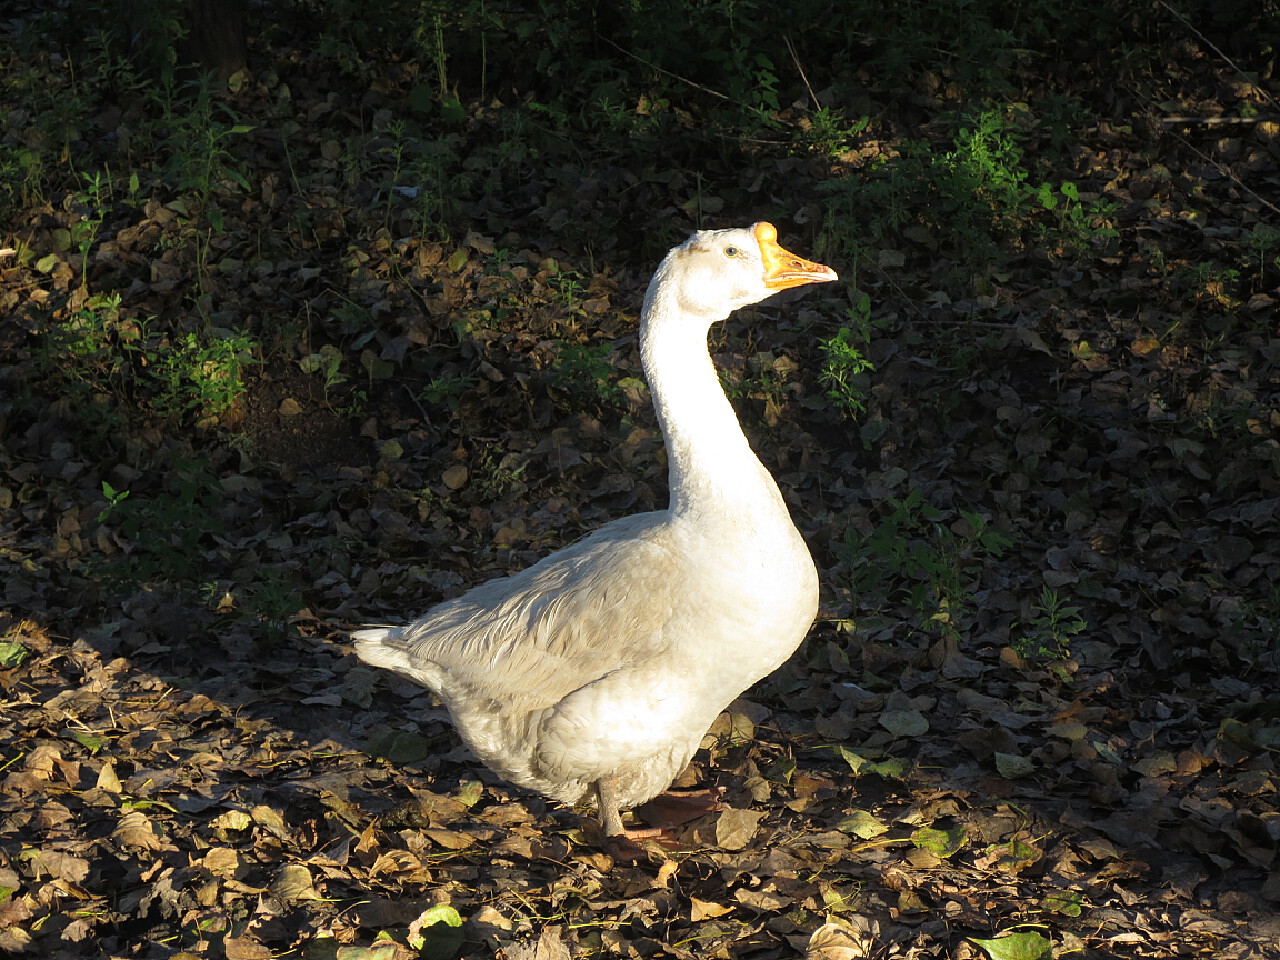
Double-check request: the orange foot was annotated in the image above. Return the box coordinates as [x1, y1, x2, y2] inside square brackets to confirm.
[636, 787, 728, 828]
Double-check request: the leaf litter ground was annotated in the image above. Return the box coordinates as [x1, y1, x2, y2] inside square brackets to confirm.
[1, 10, 1279, 960]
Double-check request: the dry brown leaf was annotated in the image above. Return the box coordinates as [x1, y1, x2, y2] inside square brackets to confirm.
[714, 808, 765, 850]
[735, 886, 790, 910]
[250, 805, 291, 841]
[368, 849, 429, 883]
[20, 848, 90, 883]
[114, 810, 165, 851]
[201, 847, 241, 879]
[223, 936, 273, 960]
[690, 897, 734, 920]
[269, 864, 320, 901]
[505, 925, 573, 960]
[805, 917, 879, 959]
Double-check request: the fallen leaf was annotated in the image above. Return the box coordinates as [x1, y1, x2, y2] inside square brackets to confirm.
[970, 930, 1052, 960]
[270, 864, 320, 901]
[879, 709, 929, 738]
[114, 810, 165, 851]
[715, 808, 765, 850]
[690, 898, 733, 921]
[994, 753, 1035, 779]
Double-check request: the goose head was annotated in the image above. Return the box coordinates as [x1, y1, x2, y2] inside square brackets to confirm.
[644, 221, 838, 326]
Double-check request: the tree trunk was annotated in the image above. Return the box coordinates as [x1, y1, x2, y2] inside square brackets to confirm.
[117, 0, 248, 81]
[182, 0, 248, 80]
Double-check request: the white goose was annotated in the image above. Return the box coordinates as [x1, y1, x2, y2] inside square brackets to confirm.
[355, 222, 836, 839]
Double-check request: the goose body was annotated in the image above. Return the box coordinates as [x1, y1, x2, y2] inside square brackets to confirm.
[355, 222, 836, 836]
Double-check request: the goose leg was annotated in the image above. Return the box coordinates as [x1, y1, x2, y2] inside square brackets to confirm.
[594, 778, 627, 837]
[593, 778, 672, 861]
[594, 779, 715, 853]
[594, 779, 670, 842]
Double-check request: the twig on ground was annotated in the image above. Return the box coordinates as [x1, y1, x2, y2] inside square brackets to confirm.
[1156, 0, 1280, 114]
[597, 35, 732, 103]
[785, 34, 822, 110]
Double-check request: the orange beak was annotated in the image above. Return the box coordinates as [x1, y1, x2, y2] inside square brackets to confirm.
[756, 222, 838, 290]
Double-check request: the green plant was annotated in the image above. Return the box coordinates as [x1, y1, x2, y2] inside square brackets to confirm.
[471, 449, 527, 501]
[1224, 583, 1280, 666]
[151, 329, 257, 422]
[420, 371, 479, 412]
[1243, 225, 1280, 290]
[1013, 586, 1086, 661]
[34, 292, 136, 429]
[0, 145, 44, 222]
[300, 345, 349, 401]
[1179, 261, 1241, 308]
[155, 75, 253, 231]
[931, 107, 1061, 267]
[819, 296, 876, 420]
[82, 27, 150, 99]
[36, 293, 256, 426]
[551, 341, 619, 404]
[1035, 180, 1121, 255]
[330, 388, 368, 419]
[0, 33, 94, 190]
[820, 105, 1105, 293]
[1036, 93, 1087, 154]
[1191, 392, 1264, 443]
[547, 268, 588, 315]
[242, 569, 300, 645]
[798, 107, 871, 158]
[719, 351, 802, 426]
[96, 481, 131, 524]
[840, 490, 1012, 638]
[37, 292, 120, 368]
[91, 456, 225, 586]
[103, 0, 188, 84]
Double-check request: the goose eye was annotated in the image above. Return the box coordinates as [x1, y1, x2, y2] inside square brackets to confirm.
[724, 245, 741, 258]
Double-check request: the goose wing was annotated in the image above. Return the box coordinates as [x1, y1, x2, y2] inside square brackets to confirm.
[354, 513, 681, 707]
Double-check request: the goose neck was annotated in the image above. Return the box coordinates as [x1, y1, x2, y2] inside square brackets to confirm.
[640, 306, 779, 520]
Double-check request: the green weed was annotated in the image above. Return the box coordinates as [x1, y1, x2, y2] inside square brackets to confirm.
[91, 456, 225, 586]
[1013, 587, 1087, 661]
[242, 568, 300, 645]
[840, 490, 1012, 638]
[0, 145, 43, 222]
[820, 106, 1111, 292]
[67, 170, 111, 288]
[547, 269, 588, 316]
[420, 371, 479, 413]
[1036, 180, 1121, 256]
[1191, 392, 1265, 444]
[471, 449, 527, 502]
[1225, 583, 1280, 667]
[819, 296, 876, 420]
[334, 389, 370, 419]
[36, 293, 256, 427]
[1243, 225, 1280, 290]
[155, 75, 253, 231]
[1181, 261, 1242, 308]
[721, 352, 803, 426]
[96, 481, 131, 524]
[799, 108, 871, 159]
[300, 345, 349, 402]
[551, 341, 620, 404]
[151, 329, 257, 423]
[375, 120, 463, 240]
